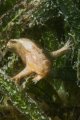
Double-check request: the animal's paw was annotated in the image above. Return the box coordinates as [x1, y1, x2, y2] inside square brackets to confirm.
[64, 40, 73, 50]
[11, 75, 21, 84]
[32, 78, 40, 84]
[32, 75, 43, 84]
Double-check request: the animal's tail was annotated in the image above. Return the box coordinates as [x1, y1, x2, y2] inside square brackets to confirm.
[50, 40, 72, 58]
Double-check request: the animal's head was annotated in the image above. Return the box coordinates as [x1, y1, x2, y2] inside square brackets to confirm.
[7, 39, 21, 51]
[7, 38, 36, 53]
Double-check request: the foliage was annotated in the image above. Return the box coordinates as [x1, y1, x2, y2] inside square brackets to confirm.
[0, 0, 80, 120]
[0, 68, 49, 120]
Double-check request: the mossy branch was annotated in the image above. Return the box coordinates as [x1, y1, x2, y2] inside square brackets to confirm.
[0, 69, 49, 120]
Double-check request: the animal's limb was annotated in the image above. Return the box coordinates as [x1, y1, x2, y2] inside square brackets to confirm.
[11, 67, 32, 84]
[50, 40, 72, 58]
[32, 74, 44, 84]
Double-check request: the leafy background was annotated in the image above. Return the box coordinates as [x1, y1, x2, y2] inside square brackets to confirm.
[0, 0, 80, 120]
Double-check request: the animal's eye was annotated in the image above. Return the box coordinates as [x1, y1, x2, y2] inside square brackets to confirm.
[10, 40, 17, 44]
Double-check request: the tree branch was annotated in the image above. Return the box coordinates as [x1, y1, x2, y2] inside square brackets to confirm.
[0, 69, 49, 120]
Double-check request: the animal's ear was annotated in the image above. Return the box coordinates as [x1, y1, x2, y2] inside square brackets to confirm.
[10, 40, 17, 44]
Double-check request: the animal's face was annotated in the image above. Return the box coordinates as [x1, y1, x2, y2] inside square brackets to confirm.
[7, 39, 20, 50]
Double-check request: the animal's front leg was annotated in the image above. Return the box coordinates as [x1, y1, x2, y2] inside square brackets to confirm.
[11, 67, 32, 84]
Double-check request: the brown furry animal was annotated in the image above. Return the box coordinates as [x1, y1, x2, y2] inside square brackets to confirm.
[7, 38, 71, 84]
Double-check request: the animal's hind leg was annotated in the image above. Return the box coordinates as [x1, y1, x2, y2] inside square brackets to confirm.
[32, 74, 44, 84]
